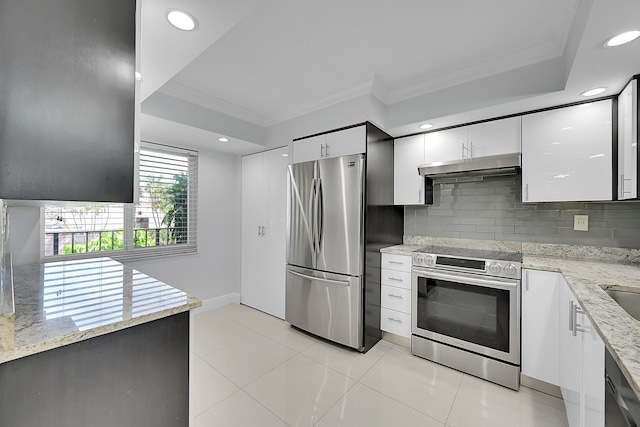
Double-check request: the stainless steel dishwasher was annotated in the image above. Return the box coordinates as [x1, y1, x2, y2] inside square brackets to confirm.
[605, 348, 640, 426]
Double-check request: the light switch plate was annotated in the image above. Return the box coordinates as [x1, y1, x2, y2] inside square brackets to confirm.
[574, 215, 589, 231]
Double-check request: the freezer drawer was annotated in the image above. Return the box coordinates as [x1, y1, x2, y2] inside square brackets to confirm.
[285, 265, 362, 350]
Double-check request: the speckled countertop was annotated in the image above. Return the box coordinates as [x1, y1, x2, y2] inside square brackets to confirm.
[381, 238, 640, 399]
[0, 257, 201, 364]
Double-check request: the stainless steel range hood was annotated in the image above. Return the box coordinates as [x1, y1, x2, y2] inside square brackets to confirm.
[418, 153, 521, 179]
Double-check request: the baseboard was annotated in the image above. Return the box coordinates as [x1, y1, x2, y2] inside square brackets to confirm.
[193, 293, 240, 314]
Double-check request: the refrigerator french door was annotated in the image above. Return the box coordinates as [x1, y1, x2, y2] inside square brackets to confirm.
[286, 154, 365, 349]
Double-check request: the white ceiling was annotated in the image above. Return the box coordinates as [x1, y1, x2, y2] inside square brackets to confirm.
[139, 0, 640, 154]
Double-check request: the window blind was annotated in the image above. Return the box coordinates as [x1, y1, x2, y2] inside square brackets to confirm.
[42, 142, 198, 262]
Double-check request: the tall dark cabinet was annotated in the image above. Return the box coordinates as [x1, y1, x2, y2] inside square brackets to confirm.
[0, 0, 136, 202]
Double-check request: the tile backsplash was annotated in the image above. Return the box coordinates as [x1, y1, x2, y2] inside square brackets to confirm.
[404, 175, 640, 249]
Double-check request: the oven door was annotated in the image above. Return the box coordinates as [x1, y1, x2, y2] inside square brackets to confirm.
[412, 267, 520, 365]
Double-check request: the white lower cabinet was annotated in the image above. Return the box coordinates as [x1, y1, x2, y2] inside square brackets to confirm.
[241, 147, 289, 319]
[380, 253, 411, 337]
[559, 276, 605, 427]
[522, 269, 604, 427]
[521, 269, 560, 386]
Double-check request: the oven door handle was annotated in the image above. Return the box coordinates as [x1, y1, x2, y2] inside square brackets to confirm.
[414, 269, 518, 291]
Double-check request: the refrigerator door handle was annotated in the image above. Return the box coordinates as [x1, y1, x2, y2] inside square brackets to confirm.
[309, 178, 317, 253]
[316, 178, 323, 253]
[289, 270, 350, 286]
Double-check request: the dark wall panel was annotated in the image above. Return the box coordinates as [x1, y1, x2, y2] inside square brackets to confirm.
[0, 0, 135, 202]
[0, 313, 189, 427]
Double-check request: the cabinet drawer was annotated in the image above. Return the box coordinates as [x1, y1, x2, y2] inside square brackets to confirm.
[380, 308, 411, 338]
[381, 253, 411, 272]
[381, 285, 411, 313]
[381, 269, 411, 289]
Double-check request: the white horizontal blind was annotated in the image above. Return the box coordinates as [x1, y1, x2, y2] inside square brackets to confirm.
[132, 142, 198, 259]
[42, 142, 198, 262]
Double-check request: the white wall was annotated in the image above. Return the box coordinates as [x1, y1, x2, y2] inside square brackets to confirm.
[7, 147, 242, 301]
[127, 148, 242, 300]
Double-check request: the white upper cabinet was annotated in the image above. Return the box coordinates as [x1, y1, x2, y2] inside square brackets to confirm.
[522, 100, 613, 203]
[423, 127, 468, 165]
[467, 116, 522, 158]
[422, 117, 521, 166]
[618, 78, 638, 200]
[394, 134, 426, 205]
[292, 125, 366, 164]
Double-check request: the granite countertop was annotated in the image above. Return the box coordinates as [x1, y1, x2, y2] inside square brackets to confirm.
[381, 239, 640, 399]
[0, 257, 201, 364]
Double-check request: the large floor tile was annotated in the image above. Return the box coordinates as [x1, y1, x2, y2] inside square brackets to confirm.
[203, 334, 296, 387]
[191, 357, 239, 416]
[359, 348, 463, 423]
[192, 391, 288, 427]
[260, 321, 319, 352]
[317, 383, 445, 427]
[301, 338, 392, 380]
[192, 312, 257, 358]
[446, 375, 569, 427]
[217, 303, 284, 332]
[244, 354, 356, 427]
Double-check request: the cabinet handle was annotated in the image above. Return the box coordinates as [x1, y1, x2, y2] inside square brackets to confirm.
[419, 189, 423, 203]
[525, 184, 529, 201]
[388, 260, 404, 265]
[387, 317, 403, 323]
[524, 270, 529, 291]
[320, 144, 324, 158]
[461, 143, 465, 159]
[387, 293, 403, 299]
[257, 225, 261, 237]
[568, 300, 574, 332]
[325, 143, 330, 157]
[388, 277, 403, 282]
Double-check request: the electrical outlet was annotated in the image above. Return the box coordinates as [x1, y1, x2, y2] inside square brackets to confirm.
[574, 215, 589, 231]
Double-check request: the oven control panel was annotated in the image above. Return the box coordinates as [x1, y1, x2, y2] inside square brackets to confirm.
[412, 252, 521, 279]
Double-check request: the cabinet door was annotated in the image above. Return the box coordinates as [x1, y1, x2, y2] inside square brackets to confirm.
[424, 127, 468, 165]
[521, 269, 560, 386]
[618, 79, 638, 200]
[293, 134, 325, 164]
[467, 117, 522, 158]
[241, 148, 288, 319]
[559, 279, 583, 427]
[581, 309, 604, 427]
[394, 134, 425, 205]
[522, 100, 613, 202]
[325, 125, 366, 158]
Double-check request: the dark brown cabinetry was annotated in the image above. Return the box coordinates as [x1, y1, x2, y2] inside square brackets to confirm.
[0, 0, 135, 202]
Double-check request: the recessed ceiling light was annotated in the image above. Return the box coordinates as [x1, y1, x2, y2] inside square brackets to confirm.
[218, 137, 229, 142]
[580, 87, 606, 97]
[135, 72, 142, 81]
[419, 123, 433, 130]
[167, 9, 198, 31]
[281, 153, 289, 157]
[604, 30, 640, 47]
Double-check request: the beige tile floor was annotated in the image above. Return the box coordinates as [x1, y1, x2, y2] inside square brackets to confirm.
[191, 304, 569, 427]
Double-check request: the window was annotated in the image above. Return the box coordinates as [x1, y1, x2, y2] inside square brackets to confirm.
[42, 142, 198, 261]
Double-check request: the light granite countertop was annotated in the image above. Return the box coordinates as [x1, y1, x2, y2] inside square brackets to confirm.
[0, 257, 201, 364]
[381, 239, 640, 399]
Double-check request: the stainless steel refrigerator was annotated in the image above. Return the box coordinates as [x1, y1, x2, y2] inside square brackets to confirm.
[285, 123, 404, 352]
[286, 154, 365, 349]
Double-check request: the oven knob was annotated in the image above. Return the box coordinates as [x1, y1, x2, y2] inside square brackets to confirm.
[424, 255, 434, 266]
[413, 254, 425, 265]
[488, 263, 502, 274]
[504, 264, 517, 276]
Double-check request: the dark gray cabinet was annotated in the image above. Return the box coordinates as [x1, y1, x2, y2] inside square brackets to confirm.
[0, 0, 136, 202]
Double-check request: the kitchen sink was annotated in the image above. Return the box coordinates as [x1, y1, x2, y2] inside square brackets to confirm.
[605, 289, 640, 321]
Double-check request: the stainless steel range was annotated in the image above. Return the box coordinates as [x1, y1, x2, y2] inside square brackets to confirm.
[411, 246, 522, 390]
